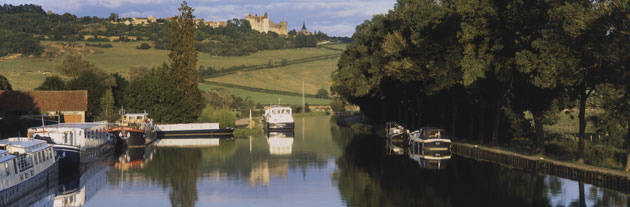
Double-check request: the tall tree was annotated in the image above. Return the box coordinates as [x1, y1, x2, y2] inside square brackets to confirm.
[167, 0, 203, 120]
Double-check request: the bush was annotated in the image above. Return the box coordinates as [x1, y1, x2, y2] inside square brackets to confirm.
[136, 43, 151, 50]
[85, 43, 113, 48]
[316, 88, 329, 98]
[330, 99, 345, 112]
[198, 106, 237, 128]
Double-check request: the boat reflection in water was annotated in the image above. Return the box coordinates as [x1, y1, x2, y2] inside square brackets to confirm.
[55, 161, 110, 207]
[266, 131, 294, 155]
[115, 142, 156, 171]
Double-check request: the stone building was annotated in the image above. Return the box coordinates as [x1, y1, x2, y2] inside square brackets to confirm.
[244, 12, 288, 35]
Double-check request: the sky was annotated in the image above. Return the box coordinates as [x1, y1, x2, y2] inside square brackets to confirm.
[4, 0, 397, 37]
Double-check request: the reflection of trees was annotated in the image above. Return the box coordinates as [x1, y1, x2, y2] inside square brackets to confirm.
[587, 185, 627, 206]
[333, 134, 552, 206]
[143, 148, 201, 207]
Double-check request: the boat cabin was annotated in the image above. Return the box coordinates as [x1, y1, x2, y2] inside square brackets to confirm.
[0, 138, 55, 191]
[265, 106, 292, 117]
[122, 113, 149, 126]
[27, 123, 110, 149]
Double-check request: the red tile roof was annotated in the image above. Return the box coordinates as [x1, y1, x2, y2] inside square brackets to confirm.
[0, 90, 87, 112]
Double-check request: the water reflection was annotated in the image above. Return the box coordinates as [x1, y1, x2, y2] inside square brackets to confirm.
[10, 115, 629, 206]
[56, 162, 110, 206]
[266, 131, 294, 155]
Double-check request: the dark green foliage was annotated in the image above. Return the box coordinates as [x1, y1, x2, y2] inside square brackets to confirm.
[125, 71, 197, 123]
[67, 71, 107, 120]
[36, 76, 66, 90]
[167, 1, 203, 121]
[0, 30, 42, 56]
[57, 54, 104, 77]
[316, 88, 329, 98]
[85, 43, 113, 48]
[109, 73, 128, 109]
[136, 42, 151, 50]
[0, 74, 12, 90]
[331, 0, 630, 164]
[330, 99, 345, 112]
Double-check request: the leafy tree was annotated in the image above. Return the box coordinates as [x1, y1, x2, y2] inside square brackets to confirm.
[96, 88, 115, 121]
[316, 88, 329, 98]
[57, 54, 104, 77]
[125, 71, 197, 123]
[0, 74, 12, 90]
[36, 76, 66, 90]
[67, 71, 107, 120]
[166, 1, 203, 120]
[108, 13, 119, 22]
[109, 73, 128, 109]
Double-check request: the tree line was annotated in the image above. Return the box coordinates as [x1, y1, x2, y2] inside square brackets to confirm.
[0, 4, 332, 57]
[331, 0, 630, 169]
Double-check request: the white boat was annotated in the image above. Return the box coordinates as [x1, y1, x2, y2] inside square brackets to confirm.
[27, 122, 116, 169]
[264, 106, 294, 131]
[0, 138, 58, 206]
[408, 127, 452, 159]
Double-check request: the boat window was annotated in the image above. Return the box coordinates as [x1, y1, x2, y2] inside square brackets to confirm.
[39, 151, 43, 163]
[137, 116, 143, 120]
[12, 159, 17, 174]
[5, 162, 9, 176]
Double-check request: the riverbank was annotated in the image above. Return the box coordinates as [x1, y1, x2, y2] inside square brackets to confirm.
[334, 116, 630, 192]
[453, 142, 630, 192]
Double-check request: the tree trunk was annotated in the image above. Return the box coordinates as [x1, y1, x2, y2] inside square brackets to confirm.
[625, 120, 630, 172]
[477, 106, 485, 143]
[450, 96, 459, 137]
[491, 101, 502, 145]
[533, 110, 545, 154]
[577, 88, 587, 163]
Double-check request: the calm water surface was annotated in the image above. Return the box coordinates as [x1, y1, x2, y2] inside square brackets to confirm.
[49, 116, 629, 206]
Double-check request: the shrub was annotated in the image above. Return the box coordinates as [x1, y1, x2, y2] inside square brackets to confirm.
[198, 106, 237, 128]
[85, 43, 113, 48]
[330, 99, 345, 112]
[136, 43, 151, 50]
[316, 88, 329, 98]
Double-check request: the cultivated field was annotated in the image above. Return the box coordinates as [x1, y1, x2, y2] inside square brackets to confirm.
[0, 41, 343, 90]
[199, 84, 331, 105]
[205, 56, 338, 95]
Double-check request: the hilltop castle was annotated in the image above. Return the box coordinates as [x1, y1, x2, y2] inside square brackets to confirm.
[245, 12, 288, 35]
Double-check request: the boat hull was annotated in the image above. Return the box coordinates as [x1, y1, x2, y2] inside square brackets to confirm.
[267, 122, 294, 131]
[0, 161, 58, 207]
[422, 140, 452, 158]
[124, 131, 146, 146]
[54, 140, 115, 172]
[157, 128, 234, 139]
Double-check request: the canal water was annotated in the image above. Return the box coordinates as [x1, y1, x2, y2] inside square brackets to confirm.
[45, 116, 629, 206]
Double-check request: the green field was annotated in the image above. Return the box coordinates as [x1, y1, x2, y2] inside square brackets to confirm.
[0, 41, 343, 90]
[199, 84, 331, 105]
[206, 56, 339, 95]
